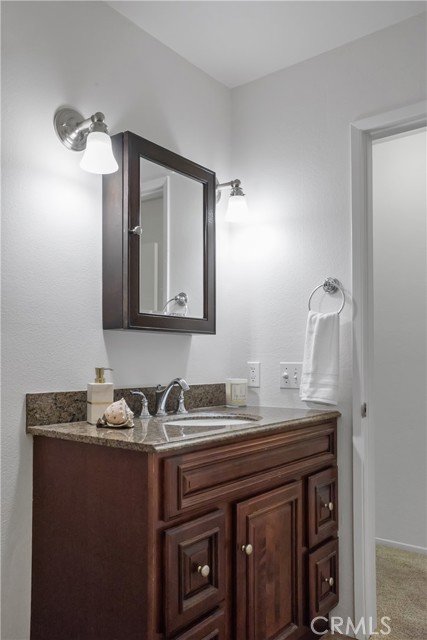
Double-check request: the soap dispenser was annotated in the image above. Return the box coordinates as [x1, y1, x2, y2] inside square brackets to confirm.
[87, 367, 114, 425]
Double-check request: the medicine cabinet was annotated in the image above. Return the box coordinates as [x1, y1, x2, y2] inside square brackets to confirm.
[102, 132, 215, 334]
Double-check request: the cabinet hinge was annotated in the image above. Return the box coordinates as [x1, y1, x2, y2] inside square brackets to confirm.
[361, 403, 367, 418]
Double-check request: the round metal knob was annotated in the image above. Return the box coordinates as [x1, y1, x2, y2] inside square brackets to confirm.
[324, 502, 334, 511]
[129, 226, 143, 236]
[197, 564, 210, 578]
[241, 544, 253, 556]
[324, 577, 334, 586]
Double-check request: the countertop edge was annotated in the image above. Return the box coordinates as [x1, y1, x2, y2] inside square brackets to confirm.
[27, 406, 341, 453]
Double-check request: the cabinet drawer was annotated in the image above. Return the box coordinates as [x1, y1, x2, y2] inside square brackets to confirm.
[308, 538, 339, 620]
[307, 467, 338, 547]
[164, 510, 226, 637]
[163, 422, 336, 519]
[173, 609, 226, 640]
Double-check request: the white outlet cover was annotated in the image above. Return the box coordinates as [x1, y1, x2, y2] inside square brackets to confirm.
[247, 361, 260, 387]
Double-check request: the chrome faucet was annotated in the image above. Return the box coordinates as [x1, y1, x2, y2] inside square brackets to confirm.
[154, 378, 190, 416]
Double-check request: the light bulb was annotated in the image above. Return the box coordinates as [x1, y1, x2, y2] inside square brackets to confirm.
[80, 131, 118, 174]
[225, 194, 248, 222]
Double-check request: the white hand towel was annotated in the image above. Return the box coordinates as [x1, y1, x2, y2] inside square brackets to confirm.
[299, 310, 339, 405]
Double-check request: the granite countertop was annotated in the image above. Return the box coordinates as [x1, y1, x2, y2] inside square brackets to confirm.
[27, 405, 340, 453]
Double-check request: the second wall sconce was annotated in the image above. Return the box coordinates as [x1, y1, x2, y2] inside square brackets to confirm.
[54, 107, 118, 174]
[216, 178, 248, 222]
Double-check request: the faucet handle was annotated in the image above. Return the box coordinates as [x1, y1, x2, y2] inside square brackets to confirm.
[176, 390, 188, 415]
[130, 390, 151, 418]
[154, 384, 166, 416]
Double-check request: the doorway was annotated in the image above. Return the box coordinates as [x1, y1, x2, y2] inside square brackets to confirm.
[372, 128, 426, 639]
[351, 102, 427, 640]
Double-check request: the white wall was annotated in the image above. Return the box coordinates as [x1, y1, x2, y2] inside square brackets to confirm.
[168, 174, 204, 318]
[1, 3, 426, 638]
[1, 3, 231, 638]
[373, 129, 427, 552]
[230, 13, 426, 623]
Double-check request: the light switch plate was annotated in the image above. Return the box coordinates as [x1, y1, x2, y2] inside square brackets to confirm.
[280, 362, 303, 389]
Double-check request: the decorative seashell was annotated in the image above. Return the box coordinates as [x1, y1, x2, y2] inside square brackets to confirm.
[99, 398, 134, 428]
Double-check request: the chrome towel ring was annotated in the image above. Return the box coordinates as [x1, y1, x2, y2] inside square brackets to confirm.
[162, 292, 188, 316]
[308, 277, 345, 314]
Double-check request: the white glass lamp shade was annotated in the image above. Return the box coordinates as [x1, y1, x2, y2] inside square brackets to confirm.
[80, 131, 118, 174]
[225, 194, 248, 222]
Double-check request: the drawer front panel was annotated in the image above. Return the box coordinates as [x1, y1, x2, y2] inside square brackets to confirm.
[164, 422, 336, 519]
[308, 538, 339, 620]
[173, 609, 226, 640]
[164, 510, 226, 636]
[308, 467, 338, 547]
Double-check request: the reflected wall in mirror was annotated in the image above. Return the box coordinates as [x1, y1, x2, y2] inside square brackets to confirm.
[102, 132, 215, 334]
[138, 159, 204, 318]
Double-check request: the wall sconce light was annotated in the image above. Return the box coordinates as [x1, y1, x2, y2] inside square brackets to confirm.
[216, 179, 248, 222]
[54, 107, 118, 174]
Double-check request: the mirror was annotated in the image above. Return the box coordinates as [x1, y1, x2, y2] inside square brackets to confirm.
[138, 158, 204, 318]
[102, 132, 215, 334]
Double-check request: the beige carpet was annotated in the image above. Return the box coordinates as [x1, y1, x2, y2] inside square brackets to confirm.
[375, 544, 427, 640]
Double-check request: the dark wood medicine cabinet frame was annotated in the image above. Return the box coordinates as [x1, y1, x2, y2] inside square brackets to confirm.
[102, 131, 216, 334]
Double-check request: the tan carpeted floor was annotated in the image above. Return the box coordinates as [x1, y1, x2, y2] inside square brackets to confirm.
[317, 546, 426, 639]
[375, 544, 427, 640]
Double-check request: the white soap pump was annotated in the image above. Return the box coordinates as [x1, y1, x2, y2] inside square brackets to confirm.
[87, 367, 114, 425]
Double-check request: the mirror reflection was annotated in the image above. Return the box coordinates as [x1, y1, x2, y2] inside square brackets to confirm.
[139, 158, 204, 318]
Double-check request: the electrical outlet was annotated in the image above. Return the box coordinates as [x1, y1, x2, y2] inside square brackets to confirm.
[280, 362, 303, 389]
[247, 361, 260, 387]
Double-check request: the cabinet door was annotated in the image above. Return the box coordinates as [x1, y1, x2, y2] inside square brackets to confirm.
[164, 510, 226, 637]
[235, 482, 303, 640]
[307, 467, 338, 547]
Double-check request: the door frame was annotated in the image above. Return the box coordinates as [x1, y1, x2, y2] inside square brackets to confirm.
[351, 101, 427, 640]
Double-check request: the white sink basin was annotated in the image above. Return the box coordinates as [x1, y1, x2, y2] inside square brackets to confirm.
[164, 413, 259, 428]
[161, 412, 261, 440]
[165, 417, 255, 428]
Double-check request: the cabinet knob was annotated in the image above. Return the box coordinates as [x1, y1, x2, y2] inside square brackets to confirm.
[129, 226, 143, 237]
[241, 543, 253, 556]
[197, 564, 210, 578]
[324, 576, 334, 586]
[324, 502, 334, 511]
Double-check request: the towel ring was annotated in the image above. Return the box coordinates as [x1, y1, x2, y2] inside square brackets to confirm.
[308, 277, 345, 315]
[162, 291, 188, 316]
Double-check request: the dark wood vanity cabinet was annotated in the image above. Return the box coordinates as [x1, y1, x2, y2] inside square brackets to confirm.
[31, 416, 339, 640]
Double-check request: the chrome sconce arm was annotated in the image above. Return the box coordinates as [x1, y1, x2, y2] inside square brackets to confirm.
[54, 109, 108, 151]
[216, 178, 245, 203]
